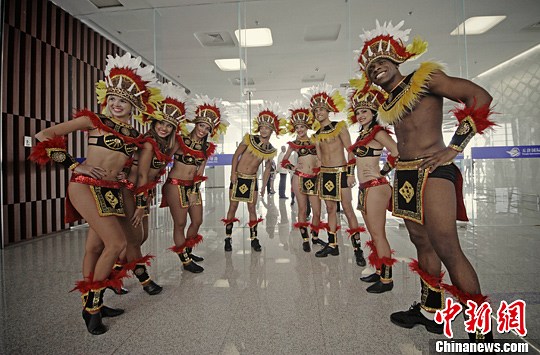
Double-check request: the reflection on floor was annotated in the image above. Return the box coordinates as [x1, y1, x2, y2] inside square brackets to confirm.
[0, 187, 538, 354]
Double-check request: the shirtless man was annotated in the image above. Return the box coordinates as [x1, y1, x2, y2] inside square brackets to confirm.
[305, 84, 366, 264]
[222, 103, 285, 252]
[359, 20, 496, 340]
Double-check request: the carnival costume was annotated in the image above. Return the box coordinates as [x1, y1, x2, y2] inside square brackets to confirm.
[304, 84, 366, 260]
[29, 52, 161, 334]
[347, 75, 397, 292]
[282, 100, 327, 252]
[358, 20, 496, 338]
[222, 102, 286, 252]
[167, 94, 227, 272]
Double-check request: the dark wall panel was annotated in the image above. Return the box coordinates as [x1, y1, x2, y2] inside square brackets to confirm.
[2, 0, 123, 246]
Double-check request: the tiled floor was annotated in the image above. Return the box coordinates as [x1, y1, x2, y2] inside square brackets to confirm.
[0, 186, 538, 354]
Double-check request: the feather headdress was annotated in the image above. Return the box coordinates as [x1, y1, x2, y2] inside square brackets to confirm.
[191, 94, 229, 141]
[303, 83, 345, 113]
[355, 20, 428, 76]
[346, 75, 386, 124]
[95, 52, 162, 124]
[252, 101, 287, 136]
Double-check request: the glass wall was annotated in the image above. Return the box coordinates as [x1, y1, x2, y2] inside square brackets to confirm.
[54, 0, 540, 225]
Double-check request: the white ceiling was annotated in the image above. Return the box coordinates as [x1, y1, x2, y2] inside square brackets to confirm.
[51, 0, 540, 120]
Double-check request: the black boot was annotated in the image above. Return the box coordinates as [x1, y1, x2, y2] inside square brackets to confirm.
[300, 227, 311, 252]
[315, 244, 339, 257]
[351, 234, 366, 267]
[360, 272, 380, 283]
[315, 230, 339, 257]
[82, 288, 108, 335]
[178, 251, 204, 273]
[249, 222, 262, 252]
[251, 238, 262, 252]
[186, 247, 204, 262]
[310, 227, 327, 247]
[390, 277, 444, 334]
[224, 237, 232, 252]
[107, 285, 129, 295]
[367, 263, 393, 293]
[101, 305, 124, 318]
[390, 302, 443, 334]
[134, 264, 163, 295]
[367, 280, 394, 293]
[108, 262, 129, 294]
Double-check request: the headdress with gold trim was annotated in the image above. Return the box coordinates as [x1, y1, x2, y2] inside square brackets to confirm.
[356, 20, 428, 76]
[252, 101, 287, 136]
[96, 52, 162, 124]
[191, 94, 229, 141]
[303, 83, 346, 113]
[156, 82, 192, 132]
[347, 75, 387, 125]
[286, 99, 316, 133]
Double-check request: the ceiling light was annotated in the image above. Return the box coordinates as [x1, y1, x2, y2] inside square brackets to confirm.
[214, 58, 246, 71]
[234, 28, 273, 47]
[450, 16, 506, 35]
[88, 0, 123, 9]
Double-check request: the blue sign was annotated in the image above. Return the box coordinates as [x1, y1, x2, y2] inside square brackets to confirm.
[471, 145, 540, 159]
[206, 154, 234, 167]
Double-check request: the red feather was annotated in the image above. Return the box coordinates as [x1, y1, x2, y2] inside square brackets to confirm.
[450, 100, 497, 134]
[186, 234, 203, 248]
[441, 283, 489, 305]
[248, 218, 264, 227]
[293, 222, 311, 229]
[28, 136, 67, 165]
[177, 135, 206, 159]
[409, 259, 445, 288]
[221, 217, 240, 225]
[346, 226, 366, 235]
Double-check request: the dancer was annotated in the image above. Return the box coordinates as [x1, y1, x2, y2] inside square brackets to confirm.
[162, 94, 228, 273]
[30, 53, 160, 334]
[222, 102, 286, 252]
[347, 76, 399, 293]
[280, 100, 326, 252]
[121, 82, 190, 294]
[304, 84, 366, 264]
[358, 20, 496, 339]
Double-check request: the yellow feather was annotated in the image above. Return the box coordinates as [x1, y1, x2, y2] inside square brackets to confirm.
[95, 81, 107, 105]
[331, 92, 346, 112]
[406, 36, 429, 59]
[243, 133, 277, 160]
[378, 61, 444, 125]
[349, 77, 368, 90]
[314, 120, 347, 142]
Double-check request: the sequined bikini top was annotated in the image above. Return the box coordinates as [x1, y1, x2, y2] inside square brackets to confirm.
[87, 115, 139, 156]
[87, 134, 137, 156]
[290, 139, 317, 157]
[175, 135, 206, 166]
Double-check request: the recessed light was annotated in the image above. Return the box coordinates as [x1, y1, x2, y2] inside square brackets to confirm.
[235, 28, 273, 47]
[88, 0, 123, 9]
[214, 58, 246, 71]
[450, 16, 506, 35]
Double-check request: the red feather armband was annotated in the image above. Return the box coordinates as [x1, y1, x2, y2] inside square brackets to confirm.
[29, 136, 79, 170]
[448, 102, 496, 152]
